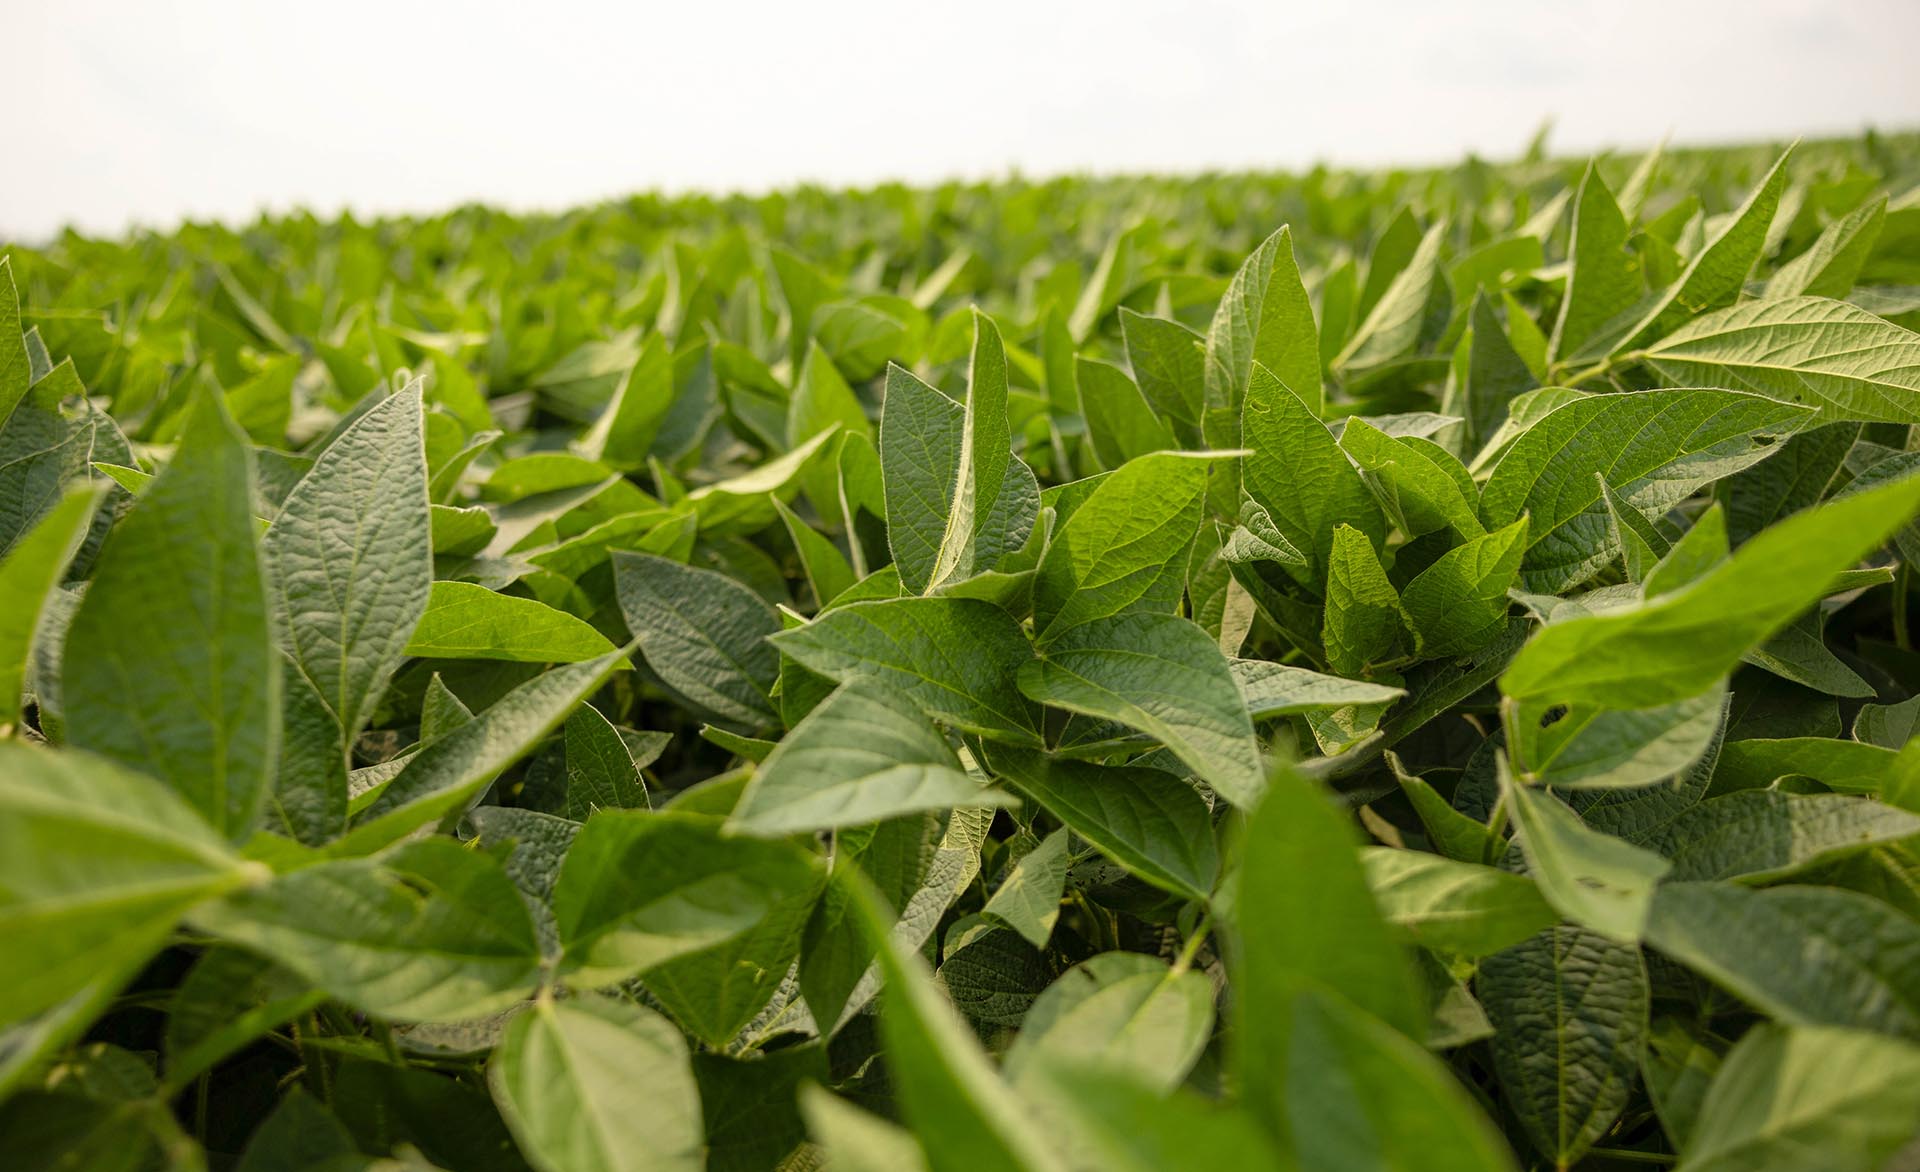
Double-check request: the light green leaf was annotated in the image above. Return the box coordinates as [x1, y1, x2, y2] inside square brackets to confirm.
[983, 828, 1070, 948]
[1339, 416, 1484, 542]
[848, 876, 1065, 1172]
[983, 748, 1218, 902]
[1548, 166, 1640, 366]
[1765, 196, 1887, 299]
[1206, 225, 1323, 441]
[1076, 356, 1174, 468]
[1322, 524, 1402, 676]
[1478, 926, 1649, 1168]
[1234, 767, 1423, 1102]
[1024, 1060, 1290, 1172]
[553, 808, 821, 988]
[770, 596, 1041, 743]
[613, 550, 781, 729]
[1019, 611, 1263, 807]
[407, 580, 618, 663]
[1509, 682, 1727, 791]
[1231, 658, 1403, 719]
[1400, 518, 1527, 658]
[1271, 988, 1519, 1172]
[0, 257, 28, 422]
[341, 648, 629, 855]
[1033, 450, 1213, 643]
[1677, 1024, 1920, 1172]
[1337, 221, 1448, 375]
[801, 1084, 930, 1172]
[267, 387, 432, 826]
[1641, 296, 1920, 425]
[1003, 953, 1214, 1093]
[1242, 363, 1385, 592]
[1500, 757, 1672, 941]
[488, 995, 703, 1172]
[1480, 388, 1809, 593]
[0, 743, 256, 1031]
[192, 837, 539, 1022]
[731, 681, 1002, 835]
[0, 485, 99, 732]
[65, 387, 278, 841]
[1501, 473, 1920, 709]
[578, 334, 674, 471]
[1119, 308, 1205, 445]
[1360, 848, 1555, 957]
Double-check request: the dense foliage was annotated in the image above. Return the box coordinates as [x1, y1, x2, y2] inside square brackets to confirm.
[6, 132, 1920, 1171]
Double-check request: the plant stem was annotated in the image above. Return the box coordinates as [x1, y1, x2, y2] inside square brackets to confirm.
[1171, 913, 1213, 975]
[1584, 1148, 1676, 1165]
[1895, 562, 1911, 651]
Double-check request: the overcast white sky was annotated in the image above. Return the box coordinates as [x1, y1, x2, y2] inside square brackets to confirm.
[8, 0, 1920, 240]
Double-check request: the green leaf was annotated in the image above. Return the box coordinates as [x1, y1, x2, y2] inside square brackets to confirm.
[1019, 611, 1263, 807]
[193, 837, 539, 1021]
[1618, 148, 1793, 354]
[982, 748, 1218, 901]
[879, 322, 1037, 596]
[1400, 518, 1527, 658]
[1641, 296, 1920, 425]
[982, 828, 1070, 948]
[613, 550, 781, 729]
[0, 257, 28, 423]
[1766, 196, 1887, 299]
[1500, 757, 1672, 941]
[1337, 221, 1448, 375]
[800, 1085, 931, 1172]
[1242, 363, 1385, 591]
[1232, 658, 1404, 718]
[1360, 848, 1555, 957]
[1033, 450, 1213, 643]
[342, 648, 629, 855]
[1027, 1060, 1289, 1172]
[1677, 1024, 1920, 1172]
[770, 596, 1041, 743]
[1644, 882, 1920, 1040]
[1268, 988, 1519, 1172]
[1456, 294, 1539, 448]
[1234, 768, 1423, 1106]
[1076, 356, 1174, 468]
[1508, 682, 1728, 791]
[488, 995, 703, 1172]
[65, 387, 279, 840]
[772, 495, 856, 608]
[1478, 926, 1649, 1168]
[1501, 472, 1920, 709]
[1003, 953, 1214, 1093]
[553, 808, 821, 987]
[264, 384, 432, 841]
[578, 333, 674, 471]
[1120, 308, 1205, 445]
[1479, 388, 1809, 593]
[1322, 523, 1402, 676]
[1339, 416, 1484, 542]
[564, 703, 648, 817]
[0, 485, 99, 732]
[1710, 736, 1899, 797]
[1649, 791, 1920, 882]
[731, 680, 1002, 835]
[0, 743, 256, 1031]
[847, 876, 1065, 1172]
[1206, 225, 1323, 443]
[407, 580, 619, 663]
[1548, 166, 1640, 366]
